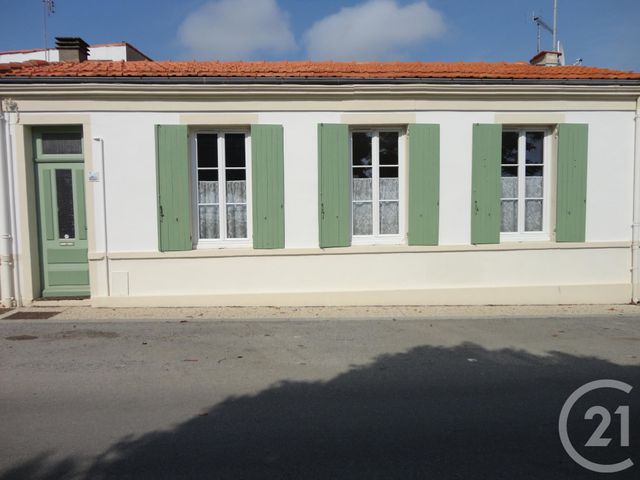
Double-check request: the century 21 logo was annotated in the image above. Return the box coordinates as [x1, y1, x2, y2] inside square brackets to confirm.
[559, 380, 633, 473]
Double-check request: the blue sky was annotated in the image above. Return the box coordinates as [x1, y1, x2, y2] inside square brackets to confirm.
[1, 0, 638, 70]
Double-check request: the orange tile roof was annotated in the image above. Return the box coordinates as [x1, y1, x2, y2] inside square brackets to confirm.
[0, 60, 639, 81]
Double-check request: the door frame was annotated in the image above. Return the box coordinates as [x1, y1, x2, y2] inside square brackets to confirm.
[32, 126, 90, 298]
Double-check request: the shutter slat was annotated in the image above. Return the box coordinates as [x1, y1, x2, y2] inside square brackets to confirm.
[471, 124, 501, 244]
[251, 124, 285, 249]
[318, 124, 350, 248]
[556, 124, 588, 242]
[155, 125, 191, 252]
[408, 124, 440, 245]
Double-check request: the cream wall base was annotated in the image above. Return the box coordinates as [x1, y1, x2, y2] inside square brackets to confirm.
[79, 245, 632, 307]
[90, 283, 631, 307]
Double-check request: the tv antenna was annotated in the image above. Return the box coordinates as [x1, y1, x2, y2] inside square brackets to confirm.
[532, 0, 558, 52]
[42, 0, 55, 61]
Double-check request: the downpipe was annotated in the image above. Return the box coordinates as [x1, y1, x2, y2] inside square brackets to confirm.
[0, 101, 15, 307]
[632, 96, 640, 304]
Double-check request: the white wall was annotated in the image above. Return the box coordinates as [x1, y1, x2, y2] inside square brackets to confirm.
[565, 111, 635, 242]
[88, 45, 128, 61]
[90, 112, 179, 253]
[87, 109, 636, 251]
[0, 50, 59, 63]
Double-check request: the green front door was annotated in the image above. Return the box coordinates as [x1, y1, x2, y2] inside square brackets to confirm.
[35, 162, 89, 297]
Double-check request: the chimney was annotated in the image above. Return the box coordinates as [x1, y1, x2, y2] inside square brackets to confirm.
[529, 50, 562, 67]
[55, 37, 89, 62]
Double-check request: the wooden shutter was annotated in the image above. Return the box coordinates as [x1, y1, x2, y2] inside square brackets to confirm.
[155, 125, 192, 252]
[251, 124, 285, 249]
[408, 124, 440, 245]
[471, 124, 501, 244]
[556, 124, 588, 242]
[318, 123, 350, 248]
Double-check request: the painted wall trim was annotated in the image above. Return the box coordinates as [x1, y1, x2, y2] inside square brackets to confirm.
[495, 113, 566, 124]
[180, 113, 258, 125]
[341, 113, 416, 124]
[86, 241, 630, 261]
[1, 83, 639, 98]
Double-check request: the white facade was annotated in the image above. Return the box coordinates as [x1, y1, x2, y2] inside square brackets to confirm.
[1, 82, 639, 306]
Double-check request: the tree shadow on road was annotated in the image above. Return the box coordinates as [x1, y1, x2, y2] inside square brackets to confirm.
[2, 342, 638, 479]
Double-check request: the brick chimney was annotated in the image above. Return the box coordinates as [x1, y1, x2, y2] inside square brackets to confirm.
[55, 37, 89, 62]
[529, 50, 562, 67]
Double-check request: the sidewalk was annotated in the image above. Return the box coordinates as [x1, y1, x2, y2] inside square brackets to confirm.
[0, 303, 638, 322]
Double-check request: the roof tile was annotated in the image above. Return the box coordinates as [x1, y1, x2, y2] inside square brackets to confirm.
[0, 60, 638, 80]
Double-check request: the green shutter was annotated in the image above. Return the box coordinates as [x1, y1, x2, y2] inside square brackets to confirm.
[408, 124, 440, 245]
[251, 124, 285, 249]
[556, 124, 588, 242]
[155, 125, 192, 252]
[471, 124, 501, 244]
[318, 123, 350, 248]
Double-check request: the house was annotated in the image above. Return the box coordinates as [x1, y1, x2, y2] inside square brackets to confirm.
[0, 43, 639, 307]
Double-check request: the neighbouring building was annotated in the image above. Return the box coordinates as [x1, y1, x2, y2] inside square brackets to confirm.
[0, 37, 152, 64]
[0, 45, 639, 307]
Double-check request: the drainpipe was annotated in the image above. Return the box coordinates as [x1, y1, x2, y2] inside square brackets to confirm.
[632, 96, 640, 303]
[0, 101, 15, 307]
[93, 137, 110, 297]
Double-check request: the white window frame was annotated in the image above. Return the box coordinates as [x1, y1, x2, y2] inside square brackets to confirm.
[190, 129, 252, 248]
[500, 127, 552, 242]
[350, 127, 406, 245]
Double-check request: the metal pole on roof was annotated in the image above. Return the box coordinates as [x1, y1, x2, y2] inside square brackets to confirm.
[42, 0, 55, 62]
[553, 0, 558, 51]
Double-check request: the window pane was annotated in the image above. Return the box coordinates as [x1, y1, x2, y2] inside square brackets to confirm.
[353, 202, 372, 235]
[353, 178, 372, 201]
[380, 166, 398, 178]
[380, 201, 399, 234]
[198, 169, 218, 181]
[42, 132, 82, 155]
[199, 205, 219, 239]
[525, 176, 543, 198]
[198, 180, 218, 204]
[501, 166, 517, 177]
[379, 177, 398, 200]
[501, 200, 517, 232]
[525, 199, 543, 231]
[225, 134, 245, 167]
[55, 169, 75, 239]
[226, 180, 246, 203]
[526, 165, 543, 177]
[501, 176, 517, 199]
[352, 167, 372, 178]
[226, 205, 247, 238]
[197, 134, 217, 168]
[526, 132, 544, 164]
[352, 132, 372, 166]
[501, 132, 518, 164]
[226, 169, 246, 181]
[379, 132, 399, 165]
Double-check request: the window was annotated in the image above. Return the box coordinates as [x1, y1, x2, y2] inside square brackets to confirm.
[500, 128, 550, 239]
[193, 131, 251, 245]
[351, 129, 404, 243]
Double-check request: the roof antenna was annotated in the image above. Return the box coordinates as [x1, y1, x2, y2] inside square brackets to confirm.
[532, 0, 559, 52]
[42, 0, 55, 62]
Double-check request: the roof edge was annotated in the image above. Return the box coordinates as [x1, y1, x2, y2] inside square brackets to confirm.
[1, 76, 639, 86]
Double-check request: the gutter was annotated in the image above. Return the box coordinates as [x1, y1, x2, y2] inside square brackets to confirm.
[632, 96, 640, 303]
[0, 76, 640, 86]
[0, 100, 14, 307]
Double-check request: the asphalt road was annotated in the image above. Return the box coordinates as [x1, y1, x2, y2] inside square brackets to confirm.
[0, 314, 638, 479]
